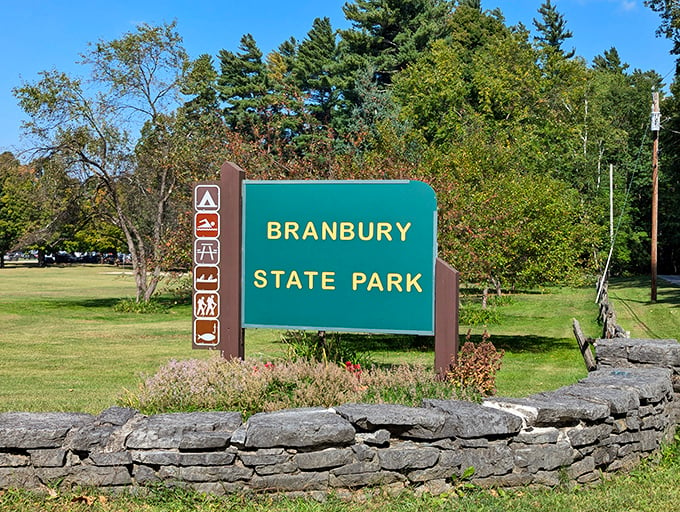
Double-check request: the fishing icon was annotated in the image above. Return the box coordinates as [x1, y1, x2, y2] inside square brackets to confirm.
[194, 319, 219, 346]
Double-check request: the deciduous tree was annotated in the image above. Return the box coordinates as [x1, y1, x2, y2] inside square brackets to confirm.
[15, 22, 192, 300]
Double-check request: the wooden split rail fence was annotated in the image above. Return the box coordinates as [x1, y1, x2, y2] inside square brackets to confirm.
[573, 274, 629, 371]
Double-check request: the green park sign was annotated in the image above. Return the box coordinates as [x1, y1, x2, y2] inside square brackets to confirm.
[193, 162, 458, 375]
[242, 180, 438, 335]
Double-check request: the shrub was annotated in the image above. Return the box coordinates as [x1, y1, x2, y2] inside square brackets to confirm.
[459, 305, 501, 326]
[446, 331, 504, 396]
[120, 356, 460, 417]
[162, 272, 193, 304]
[112, 298, 168, 314]
[280, 330, 374, 368]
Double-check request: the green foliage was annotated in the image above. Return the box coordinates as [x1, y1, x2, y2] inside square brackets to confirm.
[459, 305, 501, 326]
[280, 330, 374, 368]
[13, 0, 679, 294]
[112, 298, 169, 314]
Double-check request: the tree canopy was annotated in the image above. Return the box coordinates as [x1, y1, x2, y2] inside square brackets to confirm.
[8, 0, 678, 297]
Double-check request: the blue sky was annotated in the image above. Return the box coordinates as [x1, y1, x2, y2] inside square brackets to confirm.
[1, 0, 674, 157]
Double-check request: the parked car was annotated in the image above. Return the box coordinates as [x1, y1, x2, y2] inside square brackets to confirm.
[54, 251, 77, 264]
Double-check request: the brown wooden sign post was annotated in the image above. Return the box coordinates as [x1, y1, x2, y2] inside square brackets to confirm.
[193, 162, 457, 372]
[218, 162, 245, 359]
[435, 258, 459, 376]
[192, 162, 245, 359]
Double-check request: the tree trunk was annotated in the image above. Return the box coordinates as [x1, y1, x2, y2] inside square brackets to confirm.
[490, 276, 502, 297]
[481, 286, 489, 309]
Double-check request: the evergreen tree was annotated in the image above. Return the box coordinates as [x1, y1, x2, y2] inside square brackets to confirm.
[338, 0, 454, 87]
[592, 47, 629, 74]
[294, 17, 338, 124]
[458, 0, 481, 10]
[217, 34, 269, 135]
[645, 0, 680, 71]
[181, 54, 220, 124]
[533, 0, 575, 58]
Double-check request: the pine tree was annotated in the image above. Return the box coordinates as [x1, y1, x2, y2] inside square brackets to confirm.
[181, 54, 220, 123]
[533, 0, 575, 58]
[592, 47, 629, 74]
[339, 0, 454, 87]
[294, 17, 338, 124]
[217, 34, 269, 134]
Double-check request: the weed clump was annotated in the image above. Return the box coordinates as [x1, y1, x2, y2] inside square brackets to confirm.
[446, 331, 504, 396]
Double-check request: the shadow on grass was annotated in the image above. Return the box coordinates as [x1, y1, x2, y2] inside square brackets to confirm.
[324, 333, 435, 353]
[473, 334, 574, 354]
[67, 295, 190, 310]
[321, 332, 572, 356]
[610, 275, 680, 307]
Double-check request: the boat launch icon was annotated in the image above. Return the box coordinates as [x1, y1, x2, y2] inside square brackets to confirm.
[194, 266, 219, 291]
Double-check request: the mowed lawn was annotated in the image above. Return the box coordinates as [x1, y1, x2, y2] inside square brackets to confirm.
[0, 263, 209, 413]
[0, 262, 677, 414]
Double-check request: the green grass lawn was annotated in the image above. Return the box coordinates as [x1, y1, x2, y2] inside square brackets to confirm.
[0, 263, 678, 414]
[2, 264, 680, 511]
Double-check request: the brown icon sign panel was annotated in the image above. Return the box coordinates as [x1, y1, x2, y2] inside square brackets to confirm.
[194, 185, 220, 211]
[195, 212, 220, 238]
[194, 266, 219, 291]
[194, 319, 219, 346]
[194, 239, 220, 265]
[194, 292, 219, 318]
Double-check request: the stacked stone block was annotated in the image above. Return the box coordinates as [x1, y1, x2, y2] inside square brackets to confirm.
[0, 339, 677, 495]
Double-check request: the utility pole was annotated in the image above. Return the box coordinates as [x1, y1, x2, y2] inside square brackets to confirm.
[651, 91, 660, 302]
[609, 163, 614, 245]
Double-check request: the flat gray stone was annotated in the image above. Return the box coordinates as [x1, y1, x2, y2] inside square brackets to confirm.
[178, 464, 252, 483]
[96, 407, 138, 426]
[356, 429, 391, 446]
[178, 431, 230, 450]
[329, 470, 405, 488]
[0, 467, 39, 489]
[40, 465, 132, 487]
[335, 403, 455, 440]
[487, 393, 609, 426]
[378, 444, 439, 470]
[527, 390, 611, 422]
[458, 443, 513, 478]
[65, 424, 116, 452]
[512, 440, 576, 472]
[243, 408, 355, 449]
[0, 452, 29, 467]
[125, 412, 242, 449]
[0, 412, 93, 449]
[250, 471, 329, 491]
[559, 384, 640, 415]
[239, 448, 289, 466]
[567, 424, 613, 447]
[423, 399, 523, 437]
[295, 448, 354, 470]
[596, 338, 680, 367]
[580, 368, 672, 403]
[28, 448, 66, 468]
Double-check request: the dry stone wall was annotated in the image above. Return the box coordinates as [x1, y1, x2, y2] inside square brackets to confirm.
[0, 338, 678, 496]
